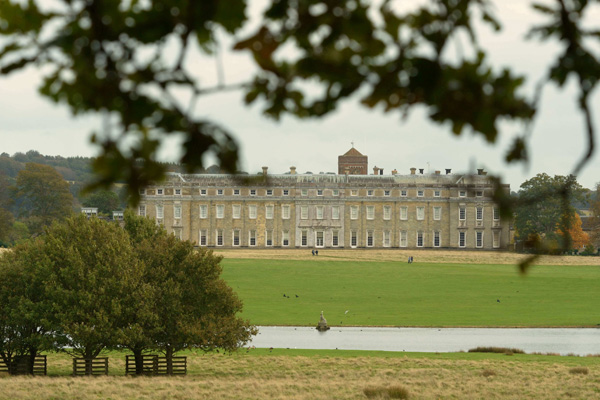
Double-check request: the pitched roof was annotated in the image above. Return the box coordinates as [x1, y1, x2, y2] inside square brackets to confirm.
[342, 147, 364, 156]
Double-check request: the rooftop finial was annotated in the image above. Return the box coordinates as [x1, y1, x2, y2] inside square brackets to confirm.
[351, 141, 354, 148]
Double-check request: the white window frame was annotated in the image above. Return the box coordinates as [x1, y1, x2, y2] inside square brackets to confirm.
[476, 191, 484, 197]
[316, 206, 324, 220]
[174, 204, 181, 219]
[175, 188, 181, 195]
[476, 206, 483, 221]
[493, 207, 500, 220]
[459, 231, 466, 248]
[433, 231, 441, 247]
[249, 205, 257, 219]
[332, 230, 339, 247]
[459, 207, 466, 221]
[138, 204, 146, 217]
[266, 205, 274, 220]
[317, 189, 323, 196]
[351, 189, 358, 196]
[250, 189, 256, 196]
[233, 189, 240, 196]
[232, 204, 241, 219]
[157, 188, 164, 195]
[476, 231, 484, 248]
[416, 207, 425, 221]
[366, 206, 375, 220]
[200, 189, 207, 196]
[301, 189, 308, 196]
[249, 230, 256, 246]
[351, 231, 358, 248]
[266, 230, 273, 247]
[216, 229, 224, 246]
[200, 204, 208, 219]
[417, 232, 424, 247]
[332, 189, 339, 196]
[383, 206, 391, 220]
[232, 230, 240, 246]
[283, 189, 289, 196]
[301, 230, 308, 247]
[216, 204, 224, 219]
[384, 190, 391, 197]
[434, 190, 441, 197]
[300, 206, 308, 220]
[282, 205, 290, 219]
[383, 231, 391, 247]
[315, 231, 324, 247]
[459, 190, 467, 197]
[217, 189, 224, 196]
[367, 190, 374, 197]
[266, 189, 273, 196]
[332, 206, 340, 220]
[401, 190, 407, 197]
[156, 204, 164, 219]
[282, 231, 290, 247]
[199, 229, 207, 246]
[400, 206, 408, 221]
[366, 230, 374, 247]
[492, 230, 500, 248]
[417, 190, 424, 197]
[350, 206, 358, 220]
[433, 206, 441, 221]
[400, 231, 407, 247]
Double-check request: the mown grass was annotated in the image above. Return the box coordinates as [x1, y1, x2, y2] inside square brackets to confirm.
[221, 259, 600, 327]
[2, 350, 599, 399]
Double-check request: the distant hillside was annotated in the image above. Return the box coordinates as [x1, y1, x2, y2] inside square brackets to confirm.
[0, 150, 94, 183]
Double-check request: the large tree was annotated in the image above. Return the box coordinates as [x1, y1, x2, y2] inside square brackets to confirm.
[0, 240, 56, 374]
[514, 173, 586, 252]
[15, 163, 74, 235]
[81, 189, 121, 215]
[122, 211, 255, 374]
[0, 172, 14, 245]
[0, 0, 598, 205]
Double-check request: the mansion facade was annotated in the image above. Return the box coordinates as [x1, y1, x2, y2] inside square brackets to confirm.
[138, 165, 510, 250]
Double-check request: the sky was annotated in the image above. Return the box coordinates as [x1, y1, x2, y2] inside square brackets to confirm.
[1, 0, 599, 191]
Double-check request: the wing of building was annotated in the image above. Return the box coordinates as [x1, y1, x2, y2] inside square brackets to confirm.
[138, 149, 510, 250]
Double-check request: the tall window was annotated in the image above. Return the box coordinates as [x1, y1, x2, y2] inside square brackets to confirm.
[301, 206, 308, 220]
[332, 206, 340, 220]
[282, 205, 290, 219]
[351, 231, 358, 247]
[416, 207, 425, 220]
[266, 230, 273, 246]
[433, 207, 441, 220]
[200, 204, 208, 219]
[417, 232, 424, 247]
[138, 204, 146, 217]
[476, 206, 483, 220]
[350, 206, 358, 220]
[301, 230, 308, 246]
[199, 230, 207, 246]
[493, 207, 500, 221]
[366, 231, 374, 247]
[216, 230, 223, 246]
[249, 230, 256, 246]
[459, 207, 466, 221]
[459, 231, 466, 247]
[266, 205, 274, 219]
[476, 231, 483, 248]
[400, 231, 407, 247]
[232, 204, 241, 219]
[156, 204, 164, 219]
[400, 207, 408, 220]
[433, 231, 441, 247]
[383, 231, 390, 247]
[366, 206, 375, 220]
[249, 205, 257, 219]
[282, 231, 290, 246]
[383, 206, 391, 220]
[232, 230, 240, 246]
[174, 204, 181, 219]
[316, 231, 324, 247]
[493, 231, 500, 248]
[332, 230, 339, 247]
[216, 205, 224, 219]
[316, 206, 324, 220]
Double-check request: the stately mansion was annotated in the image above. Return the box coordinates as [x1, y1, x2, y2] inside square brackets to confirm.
[138, 148, 510, 250]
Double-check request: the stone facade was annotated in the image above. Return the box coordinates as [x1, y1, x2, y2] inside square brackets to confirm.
[138, 170, 510, 250]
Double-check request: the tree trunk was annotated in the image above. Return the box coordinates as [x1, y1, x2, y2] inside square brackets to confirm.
[165, 346, 173, 376]
[133, 348, 144, 375]
[27, 348, 38, 375]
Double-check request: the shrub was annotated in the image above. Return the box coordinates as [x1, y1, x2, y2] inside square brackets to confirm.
[482, 369, 497, 377]
[569, 367, 589, 375]
[363, 385, 410, 399]
[468, 347, 525, 355]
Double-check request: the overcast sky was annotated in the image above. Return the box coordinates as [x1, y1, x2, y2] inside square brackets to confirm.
[1, 0, 599, 191]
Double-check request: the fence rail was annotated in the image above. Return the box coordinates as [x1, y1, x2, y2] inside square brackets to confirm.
[72, 357, 109, 376]
[0, 355, 47, 376]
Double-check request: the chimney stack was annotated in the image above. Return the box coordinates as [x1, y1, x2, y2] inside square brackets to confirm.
[445, 168, 452, 175]
[419, 168, 424, 174]
[262, 166, 268, 176]
[410, 168, 416, 175]
[477, 168, 487, 176]
[435, 170, 440, 175]
[290, 166, 296, 175]
[391, 169, 398, 175]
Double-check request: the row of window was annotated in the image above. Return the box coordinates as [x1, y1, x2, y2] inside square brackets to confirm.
[148, 188, 486, 198]
[141, 204, 500, 222]
[196, 229, 500, 248]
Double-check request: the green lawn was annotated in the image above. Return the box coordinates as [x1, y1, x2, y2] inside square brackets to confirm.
[221, 259, 600, 327]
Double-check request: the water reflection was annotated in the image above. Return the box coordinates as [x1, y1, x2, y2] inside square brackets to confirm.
[250, 326, 600, 356]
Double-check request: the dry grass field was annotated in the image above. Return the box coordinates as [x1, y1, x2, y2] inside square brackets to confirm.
[214, 248, 600, 266]
[1, 352, 599, 399]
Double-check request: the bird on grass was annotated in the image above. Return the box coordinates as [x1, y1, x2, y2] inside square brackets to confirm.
[344, 310, 349, 314]
[497, 299, 500, 303]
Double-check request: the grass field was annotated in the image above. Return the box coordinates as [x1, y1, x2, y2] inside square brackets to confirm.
[2, 350, 600, 399]
[221, 256, 600, 327]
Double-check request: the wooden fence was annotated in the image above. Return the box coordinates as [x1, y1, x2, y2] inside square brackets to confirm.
[125, 355, 187, 375]
[72, 357, 109, 376]
[0, 355, 47, 375]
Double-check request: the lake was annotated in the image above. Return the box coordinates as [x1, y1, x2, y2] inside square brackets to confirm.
[250, 326, 600, 356]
